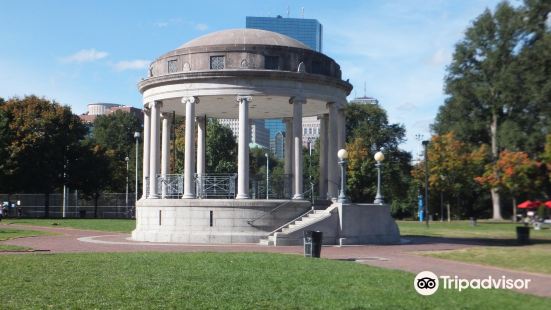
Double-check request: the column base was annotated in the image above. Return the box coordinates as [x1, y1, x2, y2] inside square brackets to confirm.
[292, 194, 304, 200]
[235, 194, 250, 199]
[182, 193, 195, 199]
[148, 194, 160, 199]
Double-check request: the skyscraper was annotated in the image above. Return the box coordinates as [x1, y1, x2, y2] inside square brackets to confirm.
[246, 15, 324, 158]
[246, 16, 323, 52]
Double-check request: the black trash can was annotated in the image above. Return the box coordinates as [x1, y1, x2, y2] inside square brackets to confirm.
[79, 210, 86, 218]
[516, 226, 530, 245]
[304, 230, 323, 258]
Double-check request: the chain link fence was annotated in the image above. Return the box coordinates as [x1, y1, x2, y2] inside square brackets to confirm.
[0, 192, 136, 219]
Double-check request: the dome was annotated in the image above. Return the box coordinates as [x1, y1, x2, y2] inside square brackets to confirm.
[178, 28, 311, 50]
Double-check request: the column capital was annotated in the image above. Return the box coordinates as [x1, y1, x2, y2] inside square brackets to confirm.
[289, 96, 307, 104]
[317, 114, 328, 120]
[236, 95, 252, 103]
[182, 96, 199, 104]
[326, 101, 336, 109]
[153, 100, 163, 107]
[160, 112, 172, 120]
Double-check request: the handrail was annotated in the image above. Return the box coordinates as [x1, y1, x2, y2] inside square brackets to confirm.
[267, 208, 314, 236]
[246, 200, 293, 226]
[247, 187, 314, 226]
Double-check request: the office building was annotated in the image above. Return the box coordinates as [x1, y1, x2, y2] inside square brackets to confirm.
[246, 16, 323, 52]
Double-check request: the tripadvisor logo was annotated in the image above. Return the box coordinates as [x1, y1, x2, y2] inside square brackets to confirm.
[414, 271, 439, 296]
[414, 271, 531, 296]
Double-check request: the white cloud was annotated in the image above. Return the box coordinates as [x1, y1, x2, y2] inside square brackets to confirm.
[427, 48, 451, 66]
[62, 49, 108, 63]
[154, 22, 169, 28]
[194, 23, 208, 31]
[113, 60, 150, 71]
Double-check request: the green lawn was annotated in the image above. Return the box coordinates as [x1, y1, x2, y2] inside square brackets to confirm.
[422, 245, 551, 275]
[397, 220, 551, 240]
[0, 252, 548, 309]
[3, 218, 135, 233]
[0, 227, 51, 251]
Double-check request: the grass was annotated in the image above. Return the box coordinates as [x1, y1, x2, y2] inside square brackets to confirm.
[421, 245, 551, 275]
[0, 227, 51, 251]
[397, 220, 551, 240]
[3, 218, 135, 233]
[0, 252, 548, 309]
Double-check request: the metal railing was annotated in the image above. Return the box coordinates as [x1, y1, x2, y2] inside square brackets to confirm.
[195, 173, 237, 199]
[159, 174, 184, 198]
[250, 174, 292, 199]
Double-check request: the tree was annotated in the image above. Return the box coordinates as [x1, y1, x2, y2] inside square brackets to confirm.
[92, 110, 141, 192]
[206, 119, 237, 173]
[476, 150, 539, 220]
[0, 96, 87, 216]
[69, 142, 113, 218]
[433, 2, 524, 219]
[345, 103, 414, 216]
[413, 133, 490, 220]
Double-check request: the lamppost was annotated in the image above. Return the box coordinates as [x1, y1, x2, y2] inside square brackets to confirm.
[337, 149, 349, 203]
[125, 156, 129, 213]
[134, 131, 140, 205]
[422, 140, 430, 227]
[265, 153, 269, 200]
[374, 150, 385, 204]
[307, 137, 314, 203]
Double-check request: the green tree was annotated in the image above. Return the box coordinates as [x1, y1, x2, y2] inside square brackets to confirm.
[345, 103, 414, 216]
[92, 110, 141, 192]
[206, 119, 237, 173]
[0, 96, 87, 216]
[433, 2, 524, 219]
[69, 142, 113, 217]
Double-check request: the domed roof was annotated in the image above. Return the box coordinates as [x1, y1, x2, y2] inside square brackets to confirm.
[179, 28, 311, 50]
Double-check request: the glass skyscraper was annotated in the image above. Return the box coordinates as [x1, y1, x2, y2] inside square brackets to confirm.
[246, 16, 323, 159]
[246, 16, 323, 52]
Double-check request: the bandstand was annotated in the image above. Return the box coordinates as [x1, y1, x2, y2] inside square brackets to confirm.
[131, 29, 400, 245]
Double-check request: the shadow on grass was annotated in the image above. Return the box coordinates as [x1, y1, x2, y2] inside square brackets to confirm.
[402, 235, 551, 247]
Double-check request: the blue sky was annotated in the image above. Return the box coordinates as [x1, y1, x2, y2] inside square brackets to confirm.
[0, 0, 508, 156]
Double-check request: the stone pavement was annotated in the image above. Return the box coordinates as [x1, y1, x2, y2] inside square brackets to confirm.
[2, 224, 550, 298]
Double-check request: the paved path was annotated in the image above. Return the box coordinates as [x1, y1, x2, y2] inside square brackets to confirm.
[2, 224, 550, 298]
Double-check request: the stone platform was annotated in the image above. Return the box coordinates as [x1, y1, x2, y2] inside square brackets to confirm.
[132, 199, 400, 245]
[131, 199, 311, 243]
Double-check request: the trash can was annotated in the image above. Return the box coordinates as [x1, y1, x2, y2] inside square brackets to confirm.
[304, 230, 323, 258]
[79, 210, 86, 218]
[516, 226, 530, 245]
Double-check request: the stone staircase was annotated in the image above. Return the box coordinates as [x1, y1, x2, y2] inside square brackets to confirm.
[259, 206, 336, 246]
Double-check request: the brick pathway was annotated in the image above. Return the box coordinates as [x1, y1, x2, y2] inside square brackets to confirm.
[2, 224, 550, 298]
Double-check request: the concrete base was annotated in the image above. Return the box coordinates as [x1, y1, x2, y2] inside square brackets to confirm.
[270, 203, 401, 246]
[131, 199, 311, 243]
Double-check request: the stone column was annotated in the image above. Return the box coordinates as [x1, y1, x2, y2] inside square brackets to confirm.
[197, 116, 206, 176]
[183, 96, 198, 199]
[318, 114, 328, 200]
[327, 102, 338, 199]
[337, 107, 346, 150]
[236, 95, 252, 199]
[142, 106, 151, 199]
[283, 118, 293, 197]
[160, 113, 171, 198]
[292, 97, 306, 200]
[148, 100, 161, 199]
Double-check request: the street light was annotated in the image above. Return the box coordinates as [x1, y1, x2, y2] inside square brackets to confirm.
[422, 140, 430, 227]
[374, 150, 385, 204]
[265, 153, 269, 200]
[125, 156, 129, 213]
[307, 137, 314, 204]
[134, 131, 140, 206]
[337, 149, 349, 203]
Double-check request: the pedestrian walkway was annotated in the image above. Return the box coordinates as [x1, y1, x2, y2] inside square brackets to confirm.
[2, 223, 550, 298]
